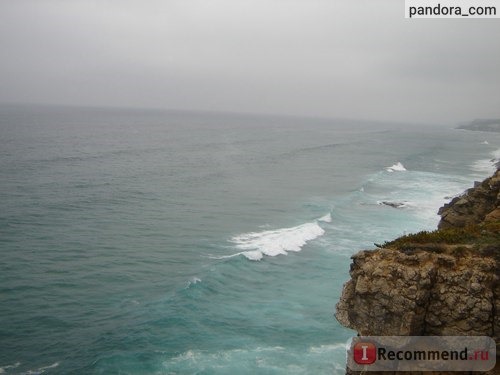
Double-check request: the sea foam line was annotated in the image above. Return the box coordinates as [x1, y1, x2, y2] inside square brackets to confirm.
[0, 362, 20, 374]
[19, 362, 59, 375]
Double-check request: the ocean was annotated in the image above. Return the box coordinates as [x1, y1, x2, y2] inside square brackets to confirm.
[0, 104, 499, 374]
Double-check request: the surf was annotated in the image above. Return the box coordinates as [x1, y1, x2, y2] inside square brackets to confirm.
[385, 162, 407, 172]
[223, 216, 330, 261]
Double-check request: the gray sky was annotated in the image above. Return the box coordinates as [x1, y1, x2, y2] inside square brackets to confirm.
[0, 0, 499, 123]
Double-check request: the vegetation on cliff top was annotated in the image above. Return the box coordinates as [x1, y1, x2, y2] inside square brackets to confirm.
[376, 220, 500, 252]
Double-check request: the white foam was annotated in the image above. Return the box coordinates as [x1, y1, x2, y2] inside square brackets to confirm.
[21, 362, 59, 375]
[366, 168, 473, 228]
[308, 343, 348, 354]
[230, 220, 325, 261]
[471, 148, 500, 176]
[492, 148, 500, 159]
[185, 277, 202, 288]
[165, 344, 346, 373]
[482, 140, 489, 145]
[385, 162, 407, 172]
[318, 213, 332, 223]
[240, 250, 264, 261]
[471, 159, 496, 174]
[0, 363, 20, 374]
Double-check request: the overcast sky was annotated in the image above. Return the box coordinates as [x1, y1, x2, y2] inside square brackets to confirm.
[0, 0, 499, 123]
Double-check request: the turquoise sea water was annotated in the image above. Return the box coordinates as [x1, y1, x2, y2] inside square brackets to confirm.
[1, 105, 499, 374]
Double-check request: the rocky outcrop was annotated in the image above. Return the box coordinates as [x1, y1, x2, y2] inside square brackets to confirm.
[335, 169, 500, 374]
[379, 201, 408, 209]
[336, 247, 497, 337]
[438, 170, 500, 229]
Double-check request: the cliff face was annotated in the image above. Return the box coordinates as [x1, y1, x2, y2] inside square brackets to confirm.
[335, 247, 497, 337]
[438, 171, 500, 229]
[336, 169, 500, 371]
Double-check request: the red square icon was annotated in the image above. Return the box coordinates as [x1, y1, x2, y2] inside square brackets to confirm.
[353, 342, 377, 364]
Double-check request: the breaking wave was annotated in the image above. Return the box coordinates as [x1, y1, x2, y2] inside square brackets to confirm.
[385, 162, 407, 172]
[219, 217, 328, 261]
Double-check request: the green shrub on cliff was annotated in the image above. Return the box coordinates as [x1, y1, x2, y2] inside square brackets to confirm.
[377, 220, 500, 251]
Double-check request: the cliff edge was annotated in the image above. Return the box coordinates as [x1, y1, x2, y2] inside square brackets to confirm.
[335, 169, 500, 372]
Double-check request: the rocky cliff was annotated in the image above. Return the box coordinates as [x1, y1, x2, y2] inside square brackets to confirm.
[438, 171, 500, 229]
[335, 169, 500, 373]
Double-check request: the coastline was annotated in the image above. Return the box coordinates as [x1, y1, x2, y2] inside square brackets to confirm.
[335, 168, 500, 373]
[457, 119, 500, 133]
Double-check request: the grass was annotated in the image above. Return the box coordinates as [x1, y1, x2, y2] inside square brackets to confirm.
[375, 220, 500, 252]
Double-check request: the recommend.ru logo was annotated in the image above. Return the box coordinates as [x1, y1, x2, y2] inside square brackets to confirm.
[347, 336, 496, 372]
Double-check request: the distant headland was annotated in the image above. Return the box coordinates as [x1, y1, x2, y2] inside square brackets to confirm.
[458, 119, 500, 132]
